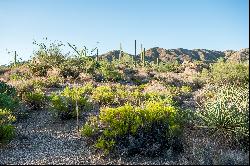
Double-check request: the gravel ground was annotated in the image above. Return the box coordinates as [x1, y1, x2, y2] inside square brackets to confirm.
[0, 109, 189, 165]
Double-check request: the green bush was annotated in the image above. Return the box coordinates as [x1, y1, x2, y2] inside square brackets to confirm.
[196, 85, 249, 150]
[82, 101, 184, 156]
[22, 89, 47, 110]
[50, 86, 92, 120]
[154, 61, 180, 73]
[0, 108, 16, 143]
[96, 60, 122, 82]
[28, 63, 51, 77]
[59, 58, 83, 79]
[81, 116, 98, 137]
[180, 85, 192, 94]
[46, 76, 63, 88]
[91, 85, 115, 106]
[201, 61, 249, 86]
[0, 81, 19, 111]
[0, 81, 17, 97]
[0, 93, 19, 111]
[32, 39, 66, 67]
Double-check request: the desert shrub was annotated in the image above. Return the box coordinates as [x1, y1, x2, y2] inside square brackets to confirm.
[196, 85, 249, 150]
[29, 39, 66, 77]
[32, 39, 66, 67]
[0, 108, 16, 143]
[28, 63, 51, 77]
[59, 56, 99, 79]
[59, 57, 84, 79]
[154, 61, 180, 73]
[0, 81, 17, 97]
[81, 116, 98, 137]
[143, 91, 174, 105]
[0, 93, 19, 111]
[50, 86, 92, 120]
[180, 85, 192, 93]
[91, 85, 115, 106]
[96, 60, 122, 82]
[22, 89, 47, 110]
[0, 82, 18, 143]
[82, 101, 184, 156]
[46, 76, 63, 88]
[113, 53, 135, 68]
[82, 57, 100, 74]
[201, 61, 249, 86]
[80, 83, 94, 95]
[179, 85, 193, 98]
[91, 84, 141, 106]
[0, 81, 19, 110]
[0, 66, 9, 76]
[10, 73, 30, 81]
[91, 84, 177, 107]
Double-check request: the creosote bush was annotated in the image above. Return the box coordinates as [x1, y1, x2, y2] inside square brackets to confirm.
[22, 88, 47, 110]
[49, 86, 92, 120]
[201, 60, 249, 86]
[95, 60, 122, 82]
[0, 81, 18, 144]
[0, 108, 16, 143]
[81, 101, 184, 156]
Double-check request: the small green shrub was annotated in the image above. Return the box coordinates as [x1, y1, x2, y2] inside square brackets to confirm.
[28, 63, 51, 77]
[59, 58, 83, 79]
[180, 85, 192, 93]
[0, 108, 16, 143]
[22, 89, 47, 110]
[91, 85, 115, 105]
[46, 76, 63, 88]
[0, 93, 19, 111]
[50, 86, 92, 120]
[82, 101, 184, 156]
[96, 60, 122, 82]
[154, 61, 180, 73]
[0, 81, 17, 97]
[0, 81, 19, 111]
[81, 116, 98, 137]
[201, 61, 249, 86]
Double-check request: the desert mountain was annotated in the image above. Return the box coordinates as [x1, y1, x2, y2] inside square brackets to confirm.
[99, 48, 249, 63]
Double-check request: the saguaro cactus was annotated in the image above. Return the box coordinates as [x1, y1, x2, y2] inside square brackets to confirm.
[119, 43, 123, 61]
[14, 51, 17, 66]
[143, 48, 146, 67]
[134, 40, 137, 67]
[96, 48, 99, 61]
[140, 44, 143, 62]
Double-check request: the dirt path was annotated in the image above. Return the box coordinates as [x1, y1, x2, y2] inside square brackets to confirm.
[0, 109, 189, 165]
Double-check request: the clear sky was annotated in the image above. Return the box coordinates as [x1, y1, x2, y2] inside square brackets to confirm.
[0, 0, 249, 65]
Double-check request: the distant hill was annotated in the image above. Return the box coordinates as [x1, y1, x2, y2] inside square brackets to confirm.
[98, 48, 249, 63]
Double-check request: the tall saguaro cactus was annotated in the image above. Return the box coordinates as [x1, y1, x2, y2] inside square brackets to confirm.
[96, 48, 99, 61]
[140, 44, 143, 62]
[143, 48, 146, 67]
[134, 40, 137, 67]
[14, 51, 17, 66]
[119, 43, 123, 61]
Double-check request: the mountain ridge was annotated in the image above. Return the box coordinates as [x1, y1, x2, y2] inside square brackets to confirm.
[98, 47, 249, 63]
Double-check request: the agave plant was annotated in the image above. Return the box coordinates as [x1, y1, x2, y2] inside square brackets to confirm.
[196, 85, 249, 147]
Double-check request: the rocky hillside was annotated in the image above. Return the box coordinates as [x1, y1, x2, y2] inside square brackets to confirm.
[99, 48, 249, 63]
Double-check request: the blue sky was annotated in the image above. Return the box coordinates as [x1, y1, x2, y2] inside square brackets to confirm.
[0, 0, 249, 65]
